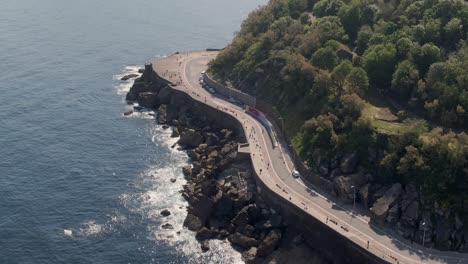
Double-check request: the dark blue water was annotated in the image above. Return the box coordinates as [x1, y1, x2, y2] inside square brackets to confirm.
[0, 1, 265, 263]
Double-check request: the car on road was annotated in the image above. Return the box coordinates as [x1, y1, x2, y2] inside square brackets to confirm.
[229, 97, 236, 104]
[292, 169, 300, 178]
[208, 88, 215, 93]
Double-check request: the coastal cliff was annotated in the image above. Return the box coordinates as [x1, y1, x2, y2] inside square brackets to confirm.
[126, 64, 332, 264]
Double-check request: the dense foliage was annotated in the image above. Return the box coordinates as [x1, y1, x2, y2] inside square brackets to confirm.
[209, 0, 467, 215]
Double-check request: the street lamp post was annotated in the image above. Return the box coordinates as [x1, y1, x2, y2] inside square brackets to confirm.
[422, 221, 426, 247]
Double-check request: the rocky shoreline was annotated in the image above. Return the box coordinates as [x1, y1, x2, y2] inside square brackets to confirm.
[125, 65, 328, 264]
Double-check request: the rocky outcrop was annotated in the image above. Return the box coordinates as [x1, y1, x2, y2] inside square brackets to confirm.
[121, 74, 139, 81]
[178, 129, 204, 148]
[370, 183, 402, 224]
[257, 229, 282, 257]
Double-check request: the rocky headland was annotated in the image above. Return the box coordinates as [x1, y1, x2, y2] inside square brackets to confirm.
[126, 63, 328, 264]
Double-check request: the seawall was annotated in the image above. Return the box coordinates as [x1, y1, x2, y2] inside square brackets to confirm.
[129, 62, 385, 264]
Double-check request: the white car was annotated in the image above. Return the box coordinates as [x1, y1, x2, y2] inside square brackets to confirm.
[229, 97, 236, 103]
[292, 169, 300, 178]
[209, 88, 215, 93]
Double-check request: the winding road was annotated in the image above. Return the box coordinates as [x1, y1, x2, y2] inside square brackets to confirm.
[151, 50, 468, 264]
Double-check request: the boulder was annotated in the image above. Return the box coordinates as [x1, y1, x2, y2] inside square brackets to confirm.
[171, 127, 180, 138]
[182, 165, 192, 177]
[138, 68, 144, 73]
[340, 152, 358, 174]
[228, 232, 260, 249]
[370, 183, 402, 223]
[161, 223, 174, 229]
[204, 132, 220, 146]
[232, 209, 250, 228]
[242, 247, 258, 264]
[332, 172, 366, 203]
[170, 178, 176, 183]
[160, 209, 171, 217]
[196, 227, 218, 240]
[201, 240, 210, 252]
[184, 213, 204, 231]
[178, 129, 204, 148]
[123, 110, 133, 116]
[256, 229, 282, 257]
[121, 74, 139, 81]
[191, 195, 213, 221]
[214, 195, 234, 218]
[187, 149, 201, 161]
[157, 104, 168, 124]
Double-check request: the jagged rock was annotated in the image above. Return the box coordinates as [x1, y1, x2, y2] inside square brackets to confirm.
[370, 183, 402, 223]
[170, 178, 176, 183]
[233, 209, 250, 228]
[434, 217, 451, 249]
[161, 223, 174, 229]
[188, 149, 201, 161]
[214, 195, 234, 218]
[228, 232, 260, 249]
[201, 241, 210, 252]
[242, 247, 258, 264]
[386, 203, 400, 224]
[160, 209, 171, 217]
[171, 127, 180, 138]
[137, 92, 159, 109]
[332, 172, 366, 203]
[157, 104, 168, 124]
[204, 132, 220, 146]
[196, 227, 218, 240]
[184, 213, 203, 231]
[157, 86, 172, 105]
[220, 129, 233, 139]
[340, 152, 358, 174]
[138, 68, 144, 73]
[123, 110, 133, 116]
[182, 165, 192, 177]
[121, 74, 139, 81]
[359, 184, 370, 208]
[191, 195, 213, 220]
[178, 129, 204, 148]
[257, 229, 282, 257]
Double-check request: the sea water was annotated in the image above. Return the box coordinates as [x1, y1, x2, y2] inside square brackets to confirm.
[0, 0, 266, 263]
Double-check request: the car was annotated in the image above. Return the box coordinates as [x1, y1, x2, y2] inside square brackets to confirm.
[292, 169, 300, 178]
[229, 97, 236, 103]
[199, 79, 204, 84]
[209, 88, 215, 93]
[201, 70, 206, 74]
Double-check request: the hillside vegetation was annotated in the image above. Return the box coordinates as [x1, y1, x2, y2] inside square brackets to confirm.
[209, 0, 468, 250]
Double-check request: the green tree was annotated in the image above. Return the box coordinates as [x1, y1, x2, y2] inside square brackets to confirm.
[391, 60, 420, 99]
[311, 47, 338, 70]
[362, 43, 398, 87]
[346, 67, 369, 96]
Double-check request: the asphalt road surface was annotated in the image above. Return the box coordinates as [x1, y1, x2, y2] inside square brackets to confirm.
[152, 51, 468, 264]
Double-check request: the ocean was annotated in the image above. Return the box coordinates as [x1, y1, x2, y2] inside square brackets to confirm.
[0, 0, 266, 263]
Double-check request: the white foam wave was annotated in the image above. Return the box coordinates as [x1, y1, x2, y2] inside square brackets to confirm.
[77, 220, 104, 236]
[114, 65, 142, 95]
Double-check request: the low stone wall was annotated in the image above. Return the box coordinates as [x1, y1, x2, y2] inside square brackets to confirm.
[203, 73, 256, 107]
